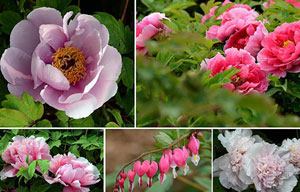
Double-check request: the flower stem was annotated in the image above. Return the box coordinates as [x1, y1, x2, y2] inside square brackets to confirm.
[121, 0, 130, 24]
[177, 175, 206, 191]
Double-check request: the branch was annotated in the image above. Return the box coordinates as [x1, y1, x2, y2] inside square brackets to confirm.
[121, 0, 130, 24]
[177, 175, 206, 191]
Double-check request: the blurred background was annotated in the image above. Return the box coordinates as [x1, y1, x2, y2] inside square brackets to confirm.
[106, 129, 212, 192]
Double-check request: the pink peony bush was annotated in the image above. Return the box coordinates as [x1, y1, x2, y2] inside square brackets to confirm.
[257, 21, 300, 77]
[0, 7, 122, 119]
[201, 48, 269, 94]
[45, 152, 100, 192]
[0, 136, 51, 180]
[263, 0, 300, 8]
[136, 12, 172, 54]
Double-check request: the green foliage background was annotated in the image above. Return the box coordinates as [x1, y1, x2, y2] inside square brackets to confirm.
[0, 129, 104, 191]
[136, 0, 300, 127]
[0, 0, 134, 127]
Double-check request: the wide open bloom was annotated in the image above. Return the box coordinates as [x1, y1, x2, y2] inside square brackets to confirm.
[243, 142, 297, 192]
[128, 169, 136, 192]
[146, 161, 158, 188]
[202, 0, 251, 24]
[263, 0, 300, 8]
[224, 21, 268, 57]
[136, 12, 171, 54]
[158, 154, 170, 184]
[206, 7, 259, 41]
[201, 48, 269, 94]
[45, 152, 100, 192]
[257, 21, 300, 77]
[0, 136, 51, 180]
[214, 129, 262, 191]
[0, 8, 122, 119]
[133, 160, 149, 187]
[188, 134, 200, 166]
[279, 138, 300, 173]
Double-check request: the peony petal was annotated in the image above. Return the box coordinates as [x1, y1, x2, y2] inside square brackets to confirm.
[39, 24, 68, 50]
[27, 7, 63, 28]
[0, 166, 18, 180]
[10, 20, 40, 55]
[63, 11, 73, 39]
[99, 46, 122, 81]
[40, 85, 65, 110]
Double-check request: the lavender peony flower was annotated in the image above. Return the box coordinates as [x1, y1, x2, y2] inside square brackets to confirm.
[45, 152, 100, 192]
[243, 142, 297, 192]
[0, 136, 51, 180]
[213, 129, 262, 191]
[0, 8, 122, 119]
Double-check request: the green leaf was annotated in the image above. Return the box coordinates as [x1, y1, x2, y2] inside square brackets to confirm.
[154, 132, 174, 147]
[105, 122, 120, 127]
[11, 129, 19, 135]
[56, 111, 69, 122]
[0, 11, 22, 35]
[268, 75, 287, 91]
[69, 145, 80, 157]
[2, 93, 43, 122]
[70, 115, 95, 127]
[0, 108, 28, 127]
[35, 119, 52, 127]
[17, 167, 29, 180]
[48, 140, 61, 149]
[107, 109, 123, 126]
[28, 160, 37, 179]
[121, 57, 134, 89]
[37, 159, 50, 175]
[0, 134, 11, 155]
[202, 68, 240, 88]
[214, 3, 234, 17]
[51, 131, 62, 140]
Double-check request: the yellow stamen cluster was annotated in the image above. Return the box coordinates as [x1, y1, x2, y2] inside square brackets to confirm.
[283, 40, 294, 48]
[232, 76, 246, 86]
[52, 46, 87, 86]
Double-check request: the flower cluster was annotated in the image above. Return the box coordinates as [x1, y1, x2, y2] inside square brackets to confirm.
[214, 129, 300, 192]
[0, 7, 122, 119]
[0, 136, 100, 192]
[114, 132, 202, 192]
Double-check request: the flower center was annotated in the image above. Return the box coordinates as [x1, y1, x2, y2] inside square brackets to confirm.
[52, 46, 87, 86]
[283, 40, 294, 48]
[232, 76, 246, 86]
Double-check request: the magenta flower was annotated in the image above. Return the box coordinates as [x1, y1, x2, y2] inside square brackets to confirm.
[133, 160, 149, 186]
[158, 154, 170, 184]
[263, 0, 300, 8]
[0, 136, 51, 180]
[257, 21, 300, 77]
[206, 7, 258, 41]
[201, 48, 269, 94]
[181, 146, 190, 175]
[0, 8, 122, 119]
[146, 161, 158, 188]
[163, 149, 177, 178]
[45, 152, 100, 192]
[118, 178, 125, 192]
[224, 21, 268, 57]
[136, 12, 171, 54]
[120, 171, 127, 180]
[128, 169, 136, 192]
[188, 134, 200, 166]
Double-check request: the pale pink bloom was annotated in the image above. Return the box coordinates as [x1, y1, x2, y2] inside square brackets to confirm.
[0, 136, 51, 180]
[279, 138, 300, 173]
[136, 12, 171, 54]
[201, 48, 269, 94]
[146, 161, 158, 188]
[202, 0, 251, 24]
[128, 169, 136, 192]
[257, 21, 300, 77]
[188, 133, 200, 166]
[158, 154, 170, 184]
[224, 21, 268, 57]
[0, 8, 122, 119]
[45, 152, 100, 192]
[263, 0, 300, 8]
[243, 142, 297, 192]
[214, 130, 262, 191]
[133, 160, 149, 186]
[206, 7, 259, 41]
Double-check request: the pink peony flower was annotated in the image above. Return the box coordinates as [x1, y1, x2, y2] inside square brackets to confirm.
[133, 160, 149, 186]
[146, 161, 158, 188]
[0, 8, 122, 119]
[202, 0, 252, 24]
[188, 134, 200, 166]
[128, 169, 136, 192]
[257, 21, 300, 77]
[158, 154, 170, 184]
[224, 21, 268, 57]
[206, 7, 259, 41]
[136, 12, 171, 54]
[263, 0, 300, 8]
[0, 136, 51, 180]
[45, 152, 100, 192]
[201, 48, 269, 94]
[243, 142, 297, 192]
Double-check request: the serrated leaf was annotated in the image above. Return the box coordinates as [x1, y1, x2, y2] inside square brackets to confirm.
[121, 57, 134, 89]
[107, 109, 123, 126]
[17, 167, 29, 180]
[0, 108, 28, 127]
[28, 160, 37, 179]
[70, 115, 94, 127]
[0, 134, 11, 155]
[51, 131, 62, 140]
[35, 119, 52, 127]
[48, 140, 61, 149]
[69, 145, 80, 157]
[37, 159, 49, 175]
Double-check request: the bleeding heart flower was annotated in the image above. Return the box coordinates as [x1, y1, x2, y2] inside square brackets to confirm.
[118, 178, 125, 192]
[128, 169, 136, 192]
[158, 154, 170, 184]
[134, 161, 149, 187]
[120, 171, 127, 180]
[163, 150, 177, 178]
[146, 161, 158, 188]
[188, 134, 200, 166]
[181, 146, 190, 175]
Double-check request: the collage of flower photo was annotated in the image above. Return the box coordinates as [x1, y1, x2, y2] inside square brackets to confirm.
[1, 0, 300, 191]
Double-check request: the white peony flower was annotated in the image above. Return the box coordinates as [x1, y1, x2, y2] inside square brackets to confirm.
[279, 138, 300, 173]
[214, 129, 262, 191]
[242, 142, 297, 192]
